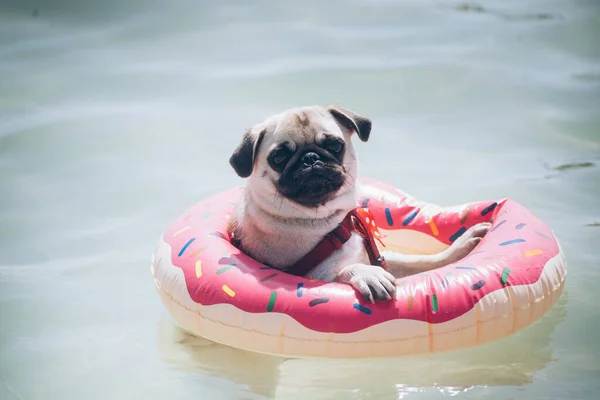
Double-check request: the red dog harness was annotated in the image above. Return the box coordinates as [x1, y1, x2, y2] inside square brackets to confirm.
[286, 207, 387, 276]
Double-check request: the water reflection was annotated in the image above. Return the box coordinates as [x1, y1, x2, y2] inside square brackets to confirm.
[156, 293, 567, 399]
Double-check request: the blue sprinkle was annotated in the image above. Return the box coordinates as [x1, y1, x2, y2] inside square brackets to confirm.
[361, 198, 370, 208]
[515, 223, 527, 230]
[481, 202, 498, 216]
[297, 283, 304, 297]
[535, 231, 551, 240]
[455, 266, 477, 270]
[471, 280, 486, 290]
[449, 226, 467, 242]
[385, 207, 394, 226]
[353, 303, 372, 315]
[403, 210, 418, 226]
[178, 238, 195, 257]
[499, 238, 526, 246]
[309, 297, 329, 307]
[259, 266, 276, 270]
[490, 220, 507, 232]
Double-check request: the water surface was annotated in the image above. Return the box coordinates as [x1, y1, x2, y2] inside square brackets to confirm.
[1, 1, 599, 399]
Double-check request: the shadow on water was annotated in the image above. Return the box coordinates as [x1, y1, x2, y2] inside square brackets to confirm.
[155, 292, 568, 399]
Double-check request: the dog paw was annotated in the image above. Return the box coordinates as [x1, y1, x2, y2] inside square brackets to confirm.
[443, 222, 491, 264]
[338, 264, 396, 303]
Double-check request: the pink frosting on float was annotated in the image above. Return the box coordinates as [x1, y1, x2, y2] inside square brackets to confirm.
[162, 179, 560, 334]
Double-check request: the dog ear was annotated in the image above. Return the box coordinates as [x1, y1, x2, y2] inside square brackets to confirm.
[229, 127, 266, 178]
[326, 104, 372, 142]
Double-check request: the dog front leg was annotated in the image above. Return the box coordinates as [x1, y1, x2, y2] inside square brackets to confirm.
[383, 222, 491, 277]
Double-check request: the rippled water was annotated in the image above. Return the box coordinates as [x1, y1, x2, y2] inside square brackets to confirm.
[1, 1, 599, 399]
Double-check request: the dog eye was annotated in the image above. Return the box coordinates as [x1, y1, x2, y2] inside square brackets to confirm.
[268, 148, 291, 171]
[326, 141, 343, 153]
[273, 153, 288, 164]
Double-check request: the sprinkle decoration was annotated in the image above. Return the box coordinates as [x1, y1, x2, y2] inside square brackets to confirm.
[296, 283, 304, 297]
[481, 202, 498, 216]
[189, 247, 206, 259]
[222, 285, 235, 297]
[499, 238, 526, 246]
[216, 264, 235, 274]
[460, 207, 471, 224]
[490, 220, 507, 232]
[449, 227, 467, 242]
[353, 303, 372, 315]
[430, 294, 439, 313]
[385, 207, 394, 226]
[178, 238, 196, 257]
[428, 218, 439, 236]
[403, 210, 419, 226]
[260, 273, 279, 282]
[515, 223, 527, 230]
[195, 260, 202, 278]
[523, 249, 543, 257]
[471, 280, 486, 290]
[173, 226, 191, 237]
[501, 268, 511, 285]
[309, 298, 329, 307]
[267, 291, 277, 312]
[535, 231, 551, 240]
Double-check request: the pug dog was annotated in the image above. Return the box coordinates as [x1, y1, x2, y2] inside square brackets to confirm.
[227, 105, 490, 302]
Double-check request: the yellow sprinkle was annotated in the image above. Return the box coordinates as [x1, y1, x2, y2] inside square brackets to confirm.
[195, 260, 202, 278]
[523, 249, 543, 258]
[427, 218, 439, 236]
[222, 284, 235, 297]
[173, 226, 191, 237]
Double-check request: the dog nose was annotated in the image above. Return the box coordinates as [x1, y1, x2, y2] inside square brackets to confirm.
[301, 152, 320, 166]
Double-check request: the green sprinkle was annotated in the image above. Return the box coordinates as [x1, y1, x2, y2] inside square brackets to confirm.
[216, 264, 235, 274]
[431, 294, 439, 313]
[501, 268, 511, 285]
[267, 291, 277, 312]
[202, 212, 211, 219]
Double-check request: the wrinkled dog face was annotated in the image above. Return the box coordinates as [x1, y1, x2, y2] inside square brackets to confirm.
[269, 126, 346, 207]
[230, 105, 371, 211]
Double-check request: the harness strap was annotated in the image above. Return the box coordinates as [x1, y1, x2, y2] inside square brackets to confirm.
[285, 208, 387, 276]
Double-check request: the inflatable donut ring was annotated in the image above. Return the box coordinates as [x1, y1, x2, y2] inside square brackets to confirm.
[151, 178, 567, 358]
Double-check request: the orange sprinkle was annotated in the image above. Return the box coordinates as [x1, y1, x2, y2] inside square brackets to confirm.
[523, 249, 543, 258]
[189, 247, 206, 259]
[460, 207, 471, 224]
[427, 218, 439, 236]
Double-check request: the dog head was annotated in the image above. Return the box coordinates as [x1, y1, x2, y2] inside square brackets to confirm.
[229, 105, 371, 211]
